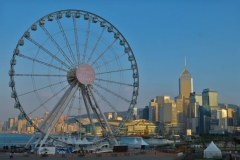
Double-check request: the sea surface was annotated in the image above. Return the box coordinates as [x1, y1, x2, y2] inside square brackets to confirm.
[0, 133, 173, 148]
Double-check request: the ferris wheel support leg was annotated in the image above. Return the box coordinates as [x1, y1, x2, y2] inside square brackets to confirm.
[34, 85, 73, 148]
[85, 87, 108, 138]
[79, 84, 97, 137]
[34, 135, 43, 149]
[88, 85, 118, 146]
[39, 84, 79, 147]
[38, 86, 73, 134]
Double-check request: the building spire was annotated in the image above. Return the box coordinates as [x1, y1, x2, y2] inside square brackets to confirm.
[184, 57, 186, 70]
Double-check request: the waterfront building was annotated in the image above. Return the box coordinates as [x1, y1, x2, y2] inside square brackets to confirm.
[17, 119, 26, 133]
[8, 118, 14, 130]
[27, 126, 34, 133]
[127, 120, 157, 136]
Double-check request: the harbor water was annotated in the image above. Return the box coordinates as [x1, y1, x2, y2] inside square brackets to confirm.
[0, 133, 173, 148]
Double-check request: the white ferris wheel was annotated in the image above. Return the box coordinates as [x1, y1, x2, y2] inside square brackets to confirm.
[9, 9, 139, 147]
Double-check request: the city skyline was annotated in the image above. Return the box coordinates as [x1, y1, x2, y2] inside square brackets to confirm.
[0, 1, 239, 121]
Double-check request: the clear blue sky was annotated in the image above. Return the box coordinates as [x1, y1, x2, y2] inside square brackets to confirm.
[0, 0, 239, 122]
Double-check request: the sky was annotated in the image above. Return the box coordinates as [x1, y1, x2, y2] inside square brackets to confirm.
[0, 0, 240, 122]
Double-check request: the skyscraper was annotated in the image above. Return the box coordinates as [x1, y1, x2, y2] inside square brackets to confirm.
[202, 88, 218, 107]
[198, 105, 211, 134]
[179, 58, 193, 102]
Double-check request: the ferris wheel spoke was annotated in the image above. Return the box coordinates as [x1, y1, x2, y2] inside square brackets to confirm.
[55, 18, 77, 66]
[25, 37, 71, 69]
[18, 80, 67, 97]
[18, 54, 68, 72]
[14, 74, 66, 77]
[90, 85, 124, 118]
[87, 27, 106, 63]
[78, 89, 83, 111]
[39, 25, 75, 67]
[96, 52, 126, 69]
[92, 82, 130, 103]
[91, 39, 117, 66]
[95, 78, 133, 87]
[28, 84, 69, 116]
[82, 19, 92, 64]
[66, 91, 77, 117]
[72, 16, 81, 65]
[96, 68, 132, 75]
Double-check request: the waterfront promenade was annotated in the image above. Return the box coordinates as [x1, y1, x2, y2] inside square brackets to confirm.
[0, 151, 176, 160]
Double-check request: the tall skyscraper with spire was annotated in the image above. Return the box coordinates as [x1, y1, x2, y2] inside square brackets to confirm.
[179, 58, 193, 102]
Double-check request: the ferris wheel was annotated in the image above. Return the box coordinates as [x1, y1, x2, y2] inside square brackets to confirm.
[9, 9, 139, 146]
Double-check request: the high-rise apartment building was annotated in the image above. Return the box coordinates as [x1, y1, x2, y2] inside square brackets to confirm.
[179, 59, 193, 102]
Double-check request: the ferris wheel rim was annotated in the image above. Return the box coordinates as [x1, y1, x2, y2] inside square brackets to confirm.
[9, 9, 139, 138]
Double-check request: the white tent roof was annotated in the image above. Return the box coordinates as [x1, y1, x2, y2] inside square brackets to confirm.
[66, 136, 74, 144]
[60, 137, 66, 142]
[72, 137, 77, 143]
[204, 141, 221, 151]
[138, 138, 149, 145]
[204, 141, 222, 159]
[129, 138, 138, 144]
[75, 138, 84, 145]
[82, 137, 92, 144]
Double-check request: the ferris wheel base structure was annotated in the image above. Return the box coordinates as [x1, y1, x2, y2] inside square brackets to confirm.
[9, 9, 139, 148]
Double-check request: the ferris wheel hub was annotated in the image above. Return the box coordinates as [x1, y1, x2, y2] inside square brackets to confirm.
[76, 64, 95, 85]
[67, 68, 77, 85]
